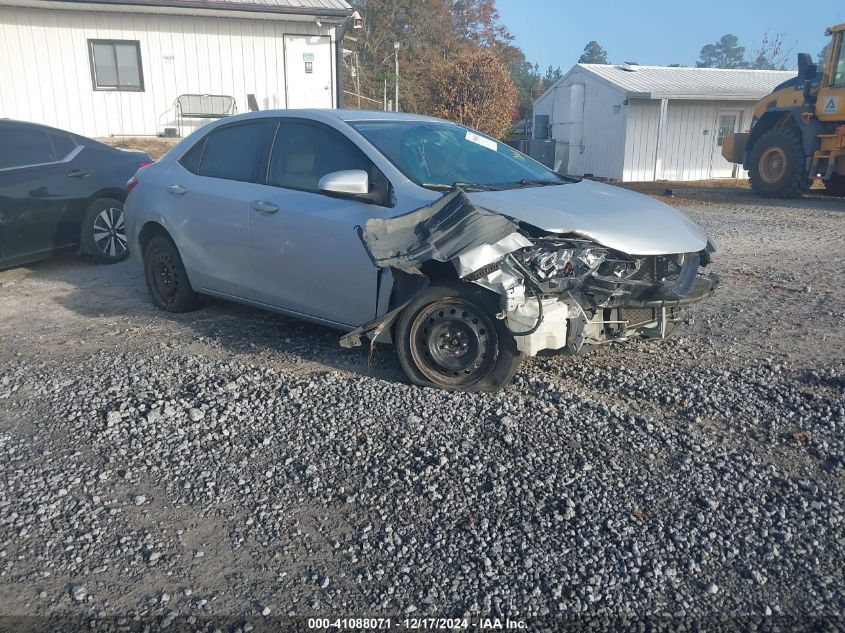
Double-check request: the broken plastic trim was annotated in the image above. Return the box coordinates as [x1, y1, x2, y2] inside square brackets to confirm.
[356, 188, 520, 271]
[342, 189, 530, 349]
[340, 270, 429, 349]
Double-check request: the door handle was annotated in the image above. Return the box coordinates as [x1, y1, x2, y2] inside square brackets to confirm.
[66, 169, 89, 178]
[250, 200, 279, 214]
[167, 184, 187, 196]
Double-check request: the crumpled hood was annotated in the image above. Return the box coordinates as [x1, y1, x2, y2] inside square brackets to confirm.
[468, 179, 709, 255]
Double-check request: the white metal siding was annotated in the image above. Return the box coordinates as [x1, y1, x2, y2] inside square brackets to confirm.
[545, 68, 626, 180]
[622, 99, 661, 182]
[623, 98, 756, 181]
[658, 100, 748, 180]
[0, 5, 335, 137]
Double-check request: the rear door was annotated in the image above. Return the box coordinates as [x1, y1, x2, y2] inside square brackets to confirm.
[164, 119, 274, 298]
[0, 123, 85, 266]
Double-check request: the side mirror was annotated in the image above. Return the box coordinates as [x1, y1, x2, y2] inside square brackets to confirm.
[318, 169, 369, 197]
[797, 52, 812, 75]
[798, 52, 817, 80]
[802, 63, 818, 80]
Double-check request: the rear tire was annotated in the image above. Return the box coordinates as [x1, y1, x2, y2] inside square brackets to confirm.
[81, 197, 129, 264]
[143, 234, 201, 313]
[395, 283, 520, 392]
[748, 127, 809, 198]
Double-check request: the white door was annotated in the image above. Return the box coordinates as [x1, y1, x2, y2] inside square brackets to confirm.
[284, 35, 334, 109]
[711, 109, 742, 178]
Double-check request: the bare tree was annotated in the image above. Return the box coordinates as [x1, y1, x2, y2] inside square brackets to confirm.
[749, 32, 795, 70]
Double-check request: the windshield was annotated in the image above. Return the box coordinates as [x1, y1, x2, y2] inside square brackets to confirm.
[348, 120, 565, 190]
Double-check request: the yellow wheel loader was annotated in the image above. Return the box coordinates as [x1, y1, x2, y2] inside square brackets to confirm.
[722, 23, 845, 197]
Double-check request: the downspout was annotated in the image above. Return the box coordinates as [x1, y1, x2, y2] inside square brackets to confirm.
[335, 20, 348, 108]
[334, 12, 358, 109]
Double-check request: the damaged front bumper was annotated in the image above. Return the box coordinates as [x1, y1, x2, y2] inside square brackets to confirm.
[341, 188, 718, 356]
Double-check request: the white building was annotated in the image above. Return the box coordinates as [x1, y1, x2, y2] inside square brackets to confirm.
[0, 0, 353, 138]
[533, 63, 795, 182]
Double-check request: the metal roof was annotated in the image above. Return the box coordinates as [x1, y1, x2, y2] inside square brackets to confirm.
[577, 64, 796, 100]
[48, 0, 352, 17]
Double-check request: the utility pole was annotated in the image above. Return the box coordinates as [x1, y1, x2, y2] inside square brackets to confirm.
[393, 41, 400, 112]
[383, 78, 387, 111]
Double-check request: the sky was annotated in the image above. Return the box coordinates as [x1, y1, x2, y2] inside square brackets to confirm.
[495, 0, 842, 70]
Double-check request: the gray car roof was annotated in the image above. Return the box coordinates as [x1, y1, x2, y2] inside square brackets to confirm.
[221, 109, 445, 125]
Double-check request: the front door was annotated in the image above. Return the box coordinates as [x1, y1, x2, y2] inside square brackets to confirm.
[711, 110, 742, 178]
[284, 35, 334, 109]
[247, 119, 389, 327]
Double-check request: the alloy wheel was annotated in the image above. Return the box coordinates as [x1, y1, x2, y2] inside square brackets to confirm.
[92, 207, 127, 258]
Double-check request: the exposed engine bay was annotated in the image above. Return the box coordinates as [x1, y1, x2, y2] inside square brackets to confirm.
[341, 188, 718, 356]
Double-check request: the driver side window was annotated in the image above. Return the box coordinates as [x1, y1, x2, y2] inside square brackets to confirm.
[267, 121, 390, 205]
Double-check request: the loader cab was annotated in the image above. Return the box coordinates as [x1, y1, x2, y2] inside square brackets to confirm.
[816, 24, 845, 121]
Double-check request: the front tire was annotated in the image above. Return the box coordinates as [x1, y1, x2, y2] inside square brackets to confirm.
[748, 128, 809, 198]
[143, 234, 201, 313]
[395, 283, 520, 392]
[81, 197, 129, 264]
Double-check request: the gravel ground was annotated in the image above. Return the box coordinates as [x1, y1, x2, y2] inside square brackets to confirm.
[0, 194, 843, 629]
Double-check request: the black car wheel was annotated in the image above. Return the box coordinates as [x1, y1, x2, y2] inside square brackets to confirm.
[143, 234, 201, 313]
[81, 197, 129, 263]
[395, 283, 520, 392]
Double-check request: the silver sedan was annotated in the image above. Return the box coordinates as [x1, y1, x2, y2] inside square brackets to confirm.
[125, 110, 717, 391]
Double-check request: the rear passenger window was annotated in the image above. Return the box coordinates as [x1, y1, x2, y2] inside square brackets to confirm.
[190, 121, 271, 182]
[0, 126, 56, 169]
[268, 121, 375, 192]
[179, 138, 205, 174]
[48, 132, 77, 160]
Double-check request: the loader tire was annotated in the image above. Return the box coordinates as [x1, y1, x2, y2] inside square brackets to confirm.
[748, 127, 809, 198]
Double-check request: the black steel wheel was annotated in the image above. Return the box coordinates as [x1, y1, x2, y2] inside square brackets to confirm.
[143, 234, 201, 313]
[395, 283, 520, 392]
[81, 197, 129, 263]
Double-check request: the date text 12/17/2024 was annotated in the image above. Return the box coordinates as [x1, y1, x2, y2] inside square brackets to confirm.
[307, 617, 528, 630]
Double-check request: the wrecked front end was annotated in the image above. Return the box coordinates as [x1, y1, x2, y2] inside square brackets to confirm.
[342, 189, 718, 357]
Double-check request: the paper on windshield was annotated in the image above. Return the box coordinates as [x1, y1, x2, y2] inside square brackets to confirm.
[465, 131, 497, 152]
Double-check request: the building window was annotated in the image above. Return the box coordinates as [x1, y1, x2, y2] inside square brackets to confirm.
[716, 114, 737, 147]
[88, 40, 144, 91]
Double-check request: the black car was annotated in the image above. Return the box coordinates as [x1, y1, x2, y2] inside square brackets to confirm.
[0, 119, 152, 270]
